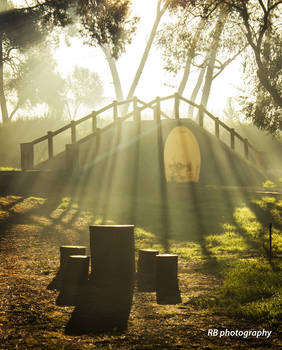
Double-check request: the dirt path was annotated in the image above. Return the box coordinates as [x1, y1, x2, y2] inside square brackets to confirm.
[0, 197, 281, 349]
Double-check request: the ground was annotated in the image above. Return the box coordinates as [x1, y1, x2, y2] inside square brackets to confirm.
[0, 190, 281, 349]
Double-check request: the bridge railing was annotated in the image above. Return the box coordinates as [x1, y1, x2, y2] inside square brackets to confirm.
[20, 93, 261, 170]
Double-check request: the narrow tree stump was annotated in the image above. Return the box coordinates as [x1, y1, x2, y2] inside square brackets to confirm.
[89, 225, 135, 284]
[156, 254, 181, 304]
[47, 245, 86, 290]
[137, 249, 159, 291]
[56, 255, 89, 306]
[65, 225, 135, 334]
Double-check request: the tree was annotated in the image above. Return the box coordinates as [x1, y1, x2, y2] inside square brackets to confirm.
[169, 0, 281, 133]
[101, 0, 169, 104]
[0, 0, 45, 123]
[7, 47, 66, 119]
[157, 2, 245, 116]
[65, 67, 103, 120]
[0, 0, 135, 124]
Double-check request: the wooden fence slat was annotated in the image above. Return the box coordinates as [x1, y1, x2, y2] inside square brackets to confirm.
[113, 100, 118, 121]
[174, 93, 179, 119]
[244, 138, 249, 160]
[215, 118, 220, 139]
[230, 128, 235, 150]
[92, 112, 97, 133]
[71, 121, 76, 144]
[154, 96, 161, 121]
[198, 105, 204, 128]
[47, 131, 53, 159]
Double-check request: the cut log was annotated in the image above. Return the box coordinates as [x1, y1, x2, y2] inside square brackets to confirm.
[56, 254, 89, 306]
[156, 254, 181, 304]
[137, 249, 159, 291]
[47, 245, 86, 290]
[89, 225, 135, 284]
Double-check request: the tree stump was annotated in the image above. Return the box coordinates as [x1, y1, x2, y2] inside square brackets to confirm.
[56, 255, 89, 306]
[65, 225, 135, 334]
[89, 225, 135, 284]
[156, 254, 181, 304]
[137, 249, 159, 291]
[47, 245, 86, 290]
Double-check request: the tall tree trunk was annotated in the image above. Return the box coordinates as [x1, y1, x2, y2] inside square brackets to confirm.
[101, 45, 124, 102]
[199, 11, 227, 111]
[0, 32, 9, 124]
[126, 0, 167, 100]
[177, 18, 206, 96]
[188, 66, 206, 118]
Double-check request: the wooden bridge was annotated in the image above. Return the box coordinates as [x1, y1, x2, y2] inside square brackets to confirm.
[20, 93, 263, 176]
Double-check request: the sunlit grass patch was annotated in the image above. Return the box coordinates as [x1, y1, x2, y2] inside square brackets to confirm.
[215, 259, 282, 326]
[0, 167, 21, 171]
[170, 241, 201, 259]
[30, 215, 52, 227]
[10, 196, 46, 214]
[205, 232, 248, 255]
[253, 196, 276, 209]
[135, 227, 160, 250]
[57, 197, 78, 209]
[0, 195, 21, 207]
[0, 210, 9, 220]
[233, 206, 263, 239]
[262, 180, 276, 189]
[239, 291, 282, 326]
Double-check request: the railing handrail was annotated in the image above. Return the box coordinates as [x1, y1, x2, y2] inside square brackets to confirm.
[23, 93, 260, 171]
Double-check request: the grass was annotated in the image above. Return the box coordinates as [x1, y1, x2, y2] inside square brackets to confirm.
[216, 259, 282, 326]
[0, 167, 21, 171]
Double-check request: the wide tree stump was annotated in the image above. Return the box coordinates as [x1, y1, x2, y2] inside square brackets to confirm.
[65, 225, 135, 334]
[89, 225, 135, 284]
[47, 245, 86, 290]
[156, 254, 181, 304]
[56, 255, 89, 306]
[137, 249, 159, 291]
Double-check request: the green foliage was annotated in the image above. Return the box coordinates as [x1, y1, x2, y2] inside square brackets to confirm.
[0, 4, 45, 49]
[216, 259, 282, 325]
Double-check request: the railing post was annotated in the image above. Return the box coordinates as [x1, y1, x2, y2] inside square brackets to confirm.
[244, 138, 249, 160]
[92, 111, 97, 133]
[198, 105, 204, 128]
[71, 121, 76, 144]
[230, 128, 235, 150]
[174, 93, 179, 119]
[133, 96, 138, 121]
[113, 100, 118, 121]
[47, 131, 53, 159]
[154, 96, 161, 122]
[20, 142, 34, 170]
[215, 117, 220, 139]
